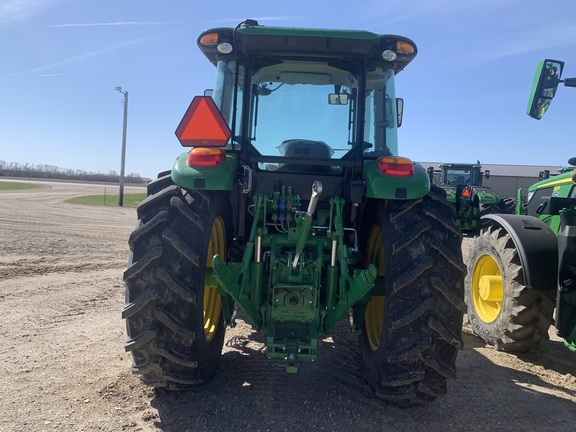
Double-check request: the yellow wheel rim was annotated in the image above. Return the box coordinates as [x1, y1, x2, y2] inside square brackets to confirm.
[471, 254, 503, 323]
[364, 224, 385, 351]
[203, 216, 225, 341]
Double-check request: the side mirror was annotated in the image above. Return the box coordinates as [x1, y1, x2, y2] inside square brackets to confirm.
[427, 166, 434, 182]
[396, 98, 404, 127]
[484, 170, 490, 179]
[328, 93, 349, 105]
[527, 59, 564, 119]
[539, 170, 550, 181]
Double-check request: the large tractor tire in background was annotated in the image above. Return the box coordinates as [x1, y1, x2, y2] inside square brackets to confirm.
[477, 203, 502, 233]
[123, 176, 232, 388]
[465, 225, 554, 352]
[479, 203, 500, 217]
[359, 186, 466, 406]
[498, 197, 517, 215]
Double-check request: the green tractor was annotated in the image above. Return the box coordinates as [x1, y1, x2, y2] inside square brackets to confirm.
[122, 20, 466, 406]
[430, 162, 506, 233]
[465, 59, 576, 353]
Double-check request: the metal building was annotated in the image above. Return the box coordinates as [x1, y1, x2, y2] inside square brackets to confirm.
[420, 162, 565, 198]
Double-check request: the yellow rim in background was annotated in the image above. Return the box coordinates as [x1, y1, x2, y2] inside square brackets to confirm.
[364, 225, 385, 351]
[471, 254, 503, 323]
[203, 216, 224, 341]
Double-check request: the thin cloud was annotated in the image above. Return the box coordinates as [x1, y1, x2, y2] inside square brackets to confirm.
[51, 21, 168, 28]
[7, 32, 170, 78]
[39, 72, 79, 77]
[0, 0, 61, 23]
[209, 16, 302, 22]
[455, 21, 576, 64]
[50, 16, 301, 29]
[369, 0, 515, 24]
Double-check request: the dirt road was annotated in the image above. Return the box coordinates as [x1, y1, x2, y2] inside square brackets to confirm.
[0, 180, 574, 432]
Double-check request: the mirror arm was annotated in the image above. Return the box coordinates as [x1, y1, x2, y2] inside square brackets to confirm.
[564, 77, 576, 88]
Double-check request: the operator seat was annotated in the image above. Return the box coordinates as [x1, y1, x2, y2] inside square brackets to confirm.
[277, 139, 334, 173]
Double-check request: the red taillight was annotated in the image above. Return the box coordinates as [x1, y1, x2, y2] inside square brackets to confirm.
[187, 148, 226, 167]
[376, 156, 414, 177]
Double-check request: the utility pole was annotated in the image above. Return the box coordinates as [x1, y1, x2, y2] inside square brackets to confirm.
[116, 86, 128, 206]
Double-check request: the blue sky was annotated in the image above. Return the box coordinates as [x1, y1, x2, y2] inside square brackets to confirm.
[1, 0, 576, 179]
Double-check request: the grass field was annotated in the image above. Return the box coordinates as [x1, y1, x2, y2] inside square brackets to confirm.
[0, 181, 41, 190]
[65, 193, 146, 208]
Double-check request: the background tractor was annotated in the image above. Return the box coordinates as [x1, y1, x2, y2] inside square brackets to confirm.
[429, 162, 511, 233]
[122, 20, 466, 406]
[465, 59, 576, 353]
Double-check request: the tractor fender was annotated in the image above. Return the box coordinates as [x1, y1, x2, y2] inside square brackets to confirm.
[171, 152, 238, 190]
[363, 160, 430, 200]
[481, 214, 558, 291]
[471, 186, 500, 205]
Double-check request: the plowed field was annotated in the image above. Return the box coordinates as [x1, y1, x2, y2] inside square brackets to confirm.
[1, 180, 574, 431]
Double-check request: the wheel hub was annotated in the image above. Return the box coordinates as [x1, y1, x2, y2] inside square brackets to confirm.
[478, 275, 503, 301]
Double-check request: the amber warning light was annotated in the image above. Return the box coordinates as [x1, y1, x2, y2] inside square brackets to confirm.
[175, 96, 231, 147]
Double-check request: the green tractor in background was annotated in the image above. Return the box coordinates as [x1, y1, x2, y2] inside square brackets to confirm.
[465, 59, 576, 353]
[429, 162, 510, 233]
[122, 20, 466, 406]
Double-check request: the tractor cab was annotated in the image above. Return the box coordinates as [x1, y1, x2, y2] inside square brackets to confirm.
[173, 20, 419, 198]
[439, 163, 485, 187]
[435, 162, 501, 232]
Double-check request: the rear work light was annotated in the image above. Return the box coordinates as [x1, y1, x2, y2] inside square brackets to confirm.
[187, 148, 226, 167]
[199, 32, 233, 54]
[382, 40, 416, 61]
[377, 156, 414, 177]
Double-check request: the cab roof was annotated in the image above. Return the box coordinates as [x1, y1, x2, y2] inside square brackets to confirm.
[197, 20, 417, 74]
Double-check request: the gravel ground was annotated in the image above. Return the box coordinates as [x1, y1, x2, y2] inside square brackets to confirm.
[0, 180, 574, 432]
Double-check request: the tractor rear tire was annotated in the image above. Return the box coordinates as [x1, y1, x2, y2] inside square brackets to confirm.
[359, 186, 466, 406]
[499, 197, 517, 214]
[465, 225, 554, 352]
[147, 171, 174, 196]
[479, 203, 500, 217]
[123, 183, 231, 388]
